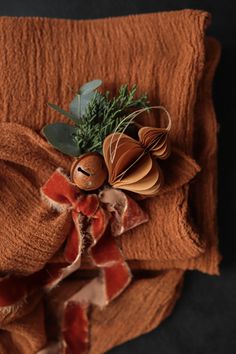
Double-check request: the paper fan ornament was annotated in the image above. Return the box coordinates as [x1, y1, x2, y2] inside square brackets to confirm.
[103, 106, 171, 196]
[138, 126, 171, 159]
[103, 133, 163, 195]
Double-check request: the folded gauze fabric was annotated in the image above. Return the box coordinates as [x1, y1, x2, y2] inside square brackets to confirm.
[0, 9, 221, 354]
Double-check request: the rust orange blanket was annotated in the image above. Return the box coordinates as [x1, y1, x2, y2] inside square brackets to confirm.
[0, 10, 220, 354]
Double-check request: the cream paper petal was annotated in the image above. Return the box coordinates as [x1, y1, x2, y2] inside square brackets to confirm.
[138, 127, 170, 159]
[114, 160, 160, 192]
[103, 133, 143, 184]
[113, 145, 143, 180]
[115, 154, 153, 185]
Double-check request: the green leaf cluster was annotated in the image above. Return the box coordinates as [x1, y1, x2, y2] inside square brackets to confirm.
[43, 80, 149, 156]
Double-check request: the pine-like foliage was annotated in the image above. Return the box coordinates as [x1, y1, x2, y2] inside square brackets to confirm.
[43, 80, 150, 157]
[73, 85, 149, 153]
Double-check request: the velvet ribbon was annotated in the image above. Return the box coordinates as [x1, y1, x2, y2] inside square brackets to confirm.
[0, 167, 149, 354]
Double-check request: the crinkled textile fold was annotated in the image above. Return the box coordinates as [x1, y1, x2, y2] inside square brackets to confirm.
[0, 9, 220, 354]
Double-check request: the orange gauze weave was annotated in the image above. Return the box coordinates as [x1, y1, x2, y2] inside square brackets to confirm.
[0, 10, 220, 354]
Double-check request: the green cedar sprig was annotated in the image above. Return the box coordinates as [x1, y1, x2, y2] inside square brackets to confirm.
[43, 80, 149, 156]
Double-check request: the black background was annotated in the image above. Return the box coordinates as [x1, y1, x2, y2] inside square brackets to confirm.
[0, 1, 235, 354]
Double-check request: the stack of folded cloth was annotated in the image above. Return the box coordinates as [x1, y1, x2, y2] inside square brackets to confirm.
[0, 9, 220, 354]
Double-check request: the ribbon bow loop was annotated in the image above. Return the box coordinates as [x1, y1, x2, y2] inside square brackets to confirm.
[39, 168, 148, 354]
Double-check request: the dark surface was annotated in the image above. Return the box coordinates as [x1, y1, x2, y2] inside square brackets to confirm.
[0, 1, 235, 353]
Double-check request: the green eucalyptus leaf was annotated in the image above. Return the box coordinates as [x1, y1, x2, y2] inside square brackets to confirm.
[79, 79, 102, 95]
[80, 91, 103, 117]
[80, 91, 96, 117]
[69, 89, 102, 118]
[43, 122, 81, 156]
[69, 95, 81, 118]
[48, 103, 79, 123]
